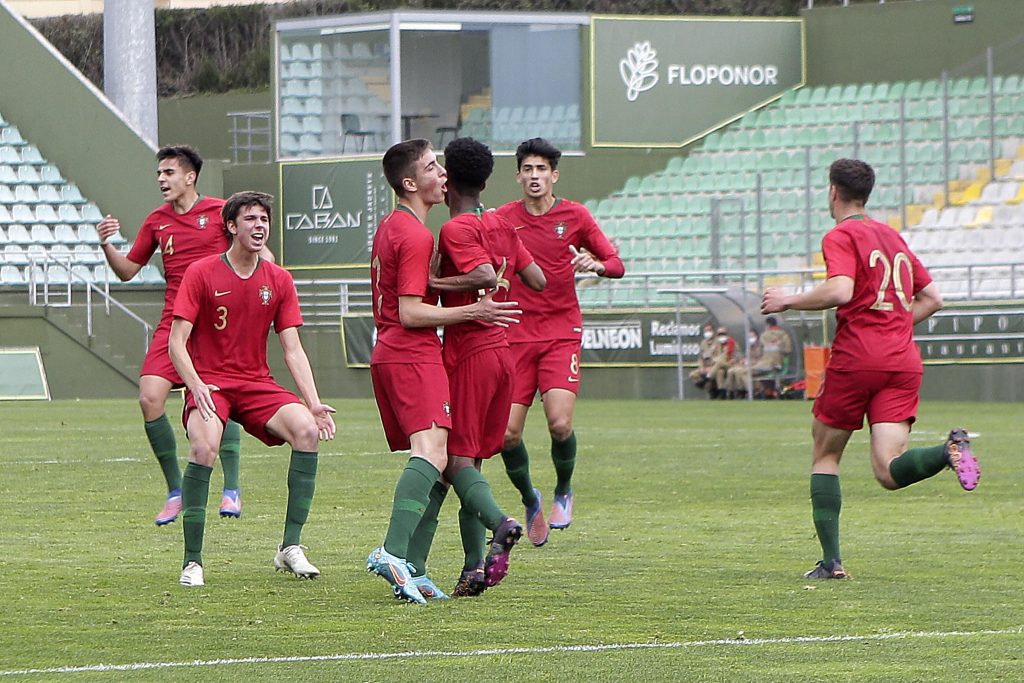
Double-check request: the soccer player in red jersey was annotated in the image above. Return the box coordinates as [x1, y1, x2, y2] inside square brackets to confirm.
[411, 137, 546, 597]
[168, 191, 335, 588]
[365, 139, 521, 604]
[496, 138, 625, 545]
[762, 159, 979, 580]
[97, 146, 273, 525]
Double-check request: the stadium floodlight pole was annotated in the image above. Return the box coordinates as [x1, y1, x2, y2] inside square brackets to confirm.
[657, 286, 728, 400]
[103, 0, 158, 146]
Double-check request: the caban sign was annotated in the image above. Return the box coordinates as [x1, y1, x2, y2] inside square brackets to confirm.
[280, 159, 392, 268]
[285, 185, 363, 232]
[593, 16, 804, 147]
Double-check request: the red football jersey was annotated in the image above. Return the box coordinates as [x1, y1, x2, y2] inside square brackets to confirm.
[370, 207, 442, 365]
[823, 215, 932, 372]
[438, 209, 535, 367]
[496, 198, 624, 342]
[173, 254, 303, 383]
[127, 196, 228, 318]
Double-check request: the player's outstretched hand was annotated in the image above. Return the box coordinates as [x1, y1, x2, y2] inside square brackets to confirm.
[311, 403, 337, 441]
[189, 383, 220, 422]
[570, 245, 605, 275]
[475, 290, 521, 328]
[97, 215, 121, 246]
[761, 287, 789, 314]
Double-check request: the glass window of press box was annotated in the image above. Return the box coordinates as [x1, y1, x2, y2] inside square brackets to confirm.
[275, 12, 586, 160]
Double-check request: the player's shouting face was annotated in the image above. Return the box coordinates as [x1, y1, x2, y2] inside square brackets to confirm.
[156, 158, 195, 205]
[227, 204, 270, 254]
[516, 154, 559, 201]
[410, 149, 447, 206]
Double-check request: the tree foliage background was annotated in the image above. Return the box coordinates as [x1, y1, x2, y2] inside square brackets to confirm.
[31, 0, 814, 98]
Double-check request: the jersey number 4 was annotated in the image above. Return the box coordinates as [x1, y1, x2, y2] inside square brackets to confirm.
[868, 249, 913, 312]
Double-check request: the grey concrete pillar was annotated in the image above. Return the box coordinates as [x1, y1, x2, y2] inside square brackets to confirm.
[103, 0, 158, 146]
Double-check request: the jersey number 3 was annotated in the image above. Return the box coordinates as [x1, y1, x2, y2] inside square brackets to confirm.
[868, 249, 913, 311]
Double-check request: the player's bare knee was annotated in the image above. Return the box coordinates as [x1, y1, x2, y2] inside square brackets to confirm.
[189, 442, 218, 467]
[548, 418, 573, 442]
[138, 391, 167, 419]
[503, 430, 522, 451]
[290, 418, 320, 452]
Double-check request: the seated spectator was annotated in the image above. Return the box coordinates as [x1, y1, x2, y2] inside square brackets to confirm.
[752, 315, 794, 398]
[724, 330, 763, 399]
[709, 326, 737, 399]
[689, 323, 718, 390]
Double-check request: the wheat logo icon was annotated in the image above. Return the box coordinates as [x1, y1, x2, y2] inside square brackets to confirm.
[620, 41, 659, 102]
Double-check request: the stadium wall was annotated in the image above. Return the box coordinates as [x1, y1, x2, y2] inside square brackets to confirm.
[158, 90, 273, 164]
[0, 0, 158, 235]
[804, 0, 1024, 86]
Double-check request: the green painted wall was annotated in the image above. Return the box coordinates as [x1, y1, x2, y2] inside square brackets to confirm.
[804, 0, 1024, 86]
[159, 90, 273, 163]
[0, 307, 139, 400]
[0, 4, 158, 238]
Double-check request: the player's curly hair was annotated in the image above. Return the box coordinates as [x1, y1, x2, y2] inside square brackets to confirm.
[157, 145, 203, 179]
[515, 137, 561, 171]
[382, 139, 433, 196]
[443, 137, 493, 194]
[829, 158, 875, 203]
[222, 191, 273, 228]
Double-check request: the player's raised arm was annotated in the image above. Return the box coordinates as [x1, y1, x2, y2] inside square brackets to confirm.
[97, 215, 144, 281]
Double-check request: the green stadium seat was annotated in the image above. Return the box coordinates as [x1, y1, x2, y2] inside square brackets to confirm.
[622, 176, 641, 195]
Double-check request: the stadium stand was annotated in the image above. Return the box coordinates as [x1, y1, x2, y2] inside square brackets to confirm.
[0, 112, 158, 288]
[580, 74, 1024, 307]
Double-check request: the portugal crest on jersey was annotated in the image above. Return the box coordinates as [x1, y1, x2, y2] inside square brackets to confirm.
[258, 284, 273, 306]
[553, 222, 567, 239]
[197, 215, 209, 230]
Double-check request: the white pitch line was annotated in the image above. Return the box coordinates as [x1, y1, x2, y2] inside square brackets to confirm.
[2, 627, 1021, 677]
[1, 457, 143, 466]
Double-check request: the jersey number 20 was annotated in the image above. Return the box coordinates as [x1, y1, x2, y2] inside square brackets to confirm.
[868, 249, 913, 312]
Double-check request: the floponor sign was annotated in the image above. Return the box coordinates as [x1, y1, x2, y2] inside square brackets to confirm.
[592, 16, 804, 147]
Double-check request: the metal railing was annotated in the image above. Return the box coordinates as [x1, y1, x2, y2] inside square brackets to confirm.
[228, 111, 273, 165]
[25, 255, 153, 354]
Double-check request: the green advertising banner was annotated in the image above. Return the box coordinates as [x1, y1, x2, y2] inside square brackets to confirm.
[918, 306, 1024, 363]
[591, 16, 804, 147]
[279, 158, 394, 269]
[341, 311, 711, 368]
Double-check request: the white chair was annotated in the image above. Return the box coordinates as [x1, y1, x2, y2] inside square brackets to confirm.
[0, 264, 24, 284]
[30, 224, 55, 244]
[7, 223, 31, 243]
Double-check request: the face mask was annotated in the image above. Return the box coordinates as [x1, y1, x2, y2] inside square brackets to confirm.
[748, 335, 758, 344]
[717, 335, 728, 343]
[703, 331, 713, 340]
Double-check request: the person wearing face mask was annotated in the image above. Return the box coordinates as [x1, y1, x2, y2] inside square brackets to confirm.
[707, 326, 738, 399]
[751, 315, 795, 398]
[688, 323, 719, 390]
[724, 330, 763, 399]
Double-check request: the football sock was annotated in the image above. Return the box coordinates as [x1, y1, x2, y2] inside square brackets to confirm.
[551, 431, 577, 497]
[459, 504, 487, 572]
[810, 473, 842, 564]
[383, 457, 439, 559]
[218, 420, 242, 491]
[451, 467, 504, 530]
[145, 414, 181, 493]
[283, 451, 318, 548]
[182, 462, 212, 567]
[888, 443, 949, 488]
[405, 481, 448, 578]
[501, 441, 539, 508]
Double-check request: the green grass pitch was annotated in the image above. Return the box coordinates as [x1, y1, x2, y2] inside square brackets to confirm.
[1, 398, 1021, 681]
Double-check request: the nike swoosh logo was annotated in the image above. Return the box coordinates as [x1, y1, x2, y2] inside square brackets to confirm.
[388, 561, 407, 586]
[568, 377, 580, 383]
[214, 290, 231, 297]
[157, 224, 171, 230]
